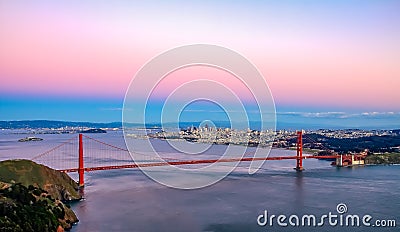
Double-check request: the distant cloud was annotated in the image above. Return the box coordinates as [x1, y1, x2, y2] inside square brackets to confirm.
[183, 109, 243, 113]
[100, 107, 133, 111]
[277, 112, 346, 118]
[278, 111, 400, 119]
[171, 110, 400, 119]
[302, 112, 347, 118]
[100, 107, 125, 111]
[360, 112, 397, 116]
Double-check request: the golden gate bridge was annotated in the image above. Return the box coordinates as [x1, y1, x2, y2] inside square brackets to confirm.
[31, 131, 366, 188]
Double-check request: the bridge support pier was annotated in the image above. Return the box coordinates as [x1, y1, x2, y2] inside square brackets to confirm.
[78, 134, 84, 187]
[295, 131, 304, 172]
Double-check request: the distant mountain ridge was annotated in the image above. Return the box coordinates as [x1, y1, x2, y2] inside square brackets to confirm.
[1, 120, 399, 130]
[0, 120, 124, 129]
[0, 120, 255, 130]
[0, 120, 233, 129]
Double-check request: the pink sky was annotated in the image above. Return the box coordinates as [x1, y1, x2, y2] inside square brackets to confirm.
[1, 0, 399, 111]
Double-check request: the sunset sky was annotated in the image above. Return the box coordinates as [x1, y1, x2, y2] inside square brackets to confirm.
[1, 0, 399, 128]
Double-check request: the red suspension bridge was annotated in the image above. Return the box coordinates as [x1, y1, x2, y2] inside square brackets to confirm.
[31, 131, 366, 188]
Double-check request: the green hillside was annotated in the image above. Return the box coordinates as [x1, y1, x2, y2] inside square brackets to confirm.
[0, 160, 81, 231]
[0, 183, 79, 231]
[0, 160, 80, 201]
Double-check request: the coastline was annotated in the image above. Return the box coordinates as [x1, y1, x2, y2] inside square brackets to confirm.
[130, 136, 400, 165]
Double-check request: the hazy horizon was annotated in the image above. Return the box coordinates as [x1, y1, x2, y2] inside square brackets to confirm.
[1, 116, 399, 131]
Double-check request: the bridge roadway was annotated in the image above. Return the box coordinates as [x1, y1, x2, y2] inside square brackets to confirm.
[60, 155, 343, 173]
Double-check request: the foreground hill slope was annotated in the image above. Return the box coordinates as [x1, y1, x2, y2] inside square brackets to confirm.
[0, 160, 81, 231]
[0, 159, 80, 201]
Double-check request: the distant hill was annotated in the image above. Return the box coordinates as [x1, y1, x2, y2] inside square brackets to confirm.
[80, 128, 107, 133]
[0, 120, 237, 130]
[0, 120, 123, 129]
[0, 120, 167, 129]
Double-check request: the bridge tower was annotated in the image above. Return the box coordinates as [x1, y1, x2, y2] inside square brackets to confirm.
[78, 134, 84, 187]
[295, 131, 304, 171]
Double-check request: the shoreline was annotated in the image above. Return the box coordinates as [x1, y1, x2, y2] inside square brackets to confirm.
[131, 136, 400, 165]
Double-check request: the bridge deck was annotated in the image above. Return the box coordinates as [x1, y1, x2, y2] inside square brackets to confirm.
[59, 155, 347, 172]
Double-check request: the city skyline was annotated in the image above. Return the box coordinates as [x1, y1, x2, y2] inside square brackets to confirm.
[1, 1, 399, 127]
